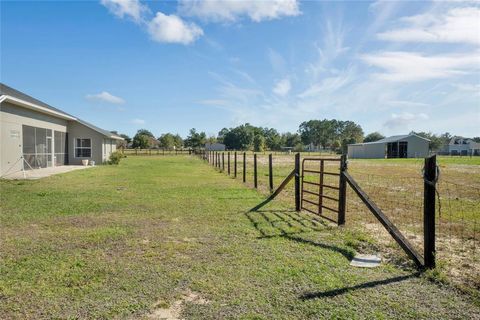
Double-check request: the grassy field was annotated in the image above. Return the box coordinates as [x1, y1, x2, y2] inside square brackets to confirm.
[219, 153, 479, 290]
[1, 156, 479, 319]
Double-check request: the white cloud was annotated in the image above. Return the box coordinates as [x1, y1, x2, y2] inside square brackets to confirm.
[452, 82, 480, 92]
[178, 0, 300, 22]
[273, 78, 291, 96]
[377, 7, 480, 45]
[383, 112, 429, 129]
[86, 91, 125, 104]
[100, 0, 148, 23]
[131, 118, 145, 125]
[148, 12, 203, 44]
[386, 100, 430, 108]
[361, 51, 480, 82]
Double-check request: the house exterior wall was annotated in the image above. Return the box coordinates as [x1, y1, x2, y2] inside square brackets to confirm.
[348, 143, 386, 159]
[403, 136, 429, 158]
[67, 121, 106, 165]
[448, 141, 480, 155]
[103, 138, 117, 162]
[0, 101, 68, 175]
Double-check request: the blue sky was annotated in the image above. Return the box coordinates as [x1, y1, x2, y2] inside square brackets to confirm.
[2, 0, 479, 138]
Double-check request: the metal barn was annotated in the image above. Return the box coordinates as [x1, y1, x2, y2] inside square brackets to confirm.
[348, 134, 430, 159]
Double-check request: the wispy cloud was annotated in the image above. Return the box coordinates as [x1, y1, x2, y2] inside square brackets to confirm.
[361, 51, 480, 82]
[86, 91, 125, 104]
[273, 78, 291, 96]
[178, 0, 301, 23]
[148, 12, 203, 44]
[131, 118, 145, 125]
[383, 112, 429, 130]
[378, 7, 480, 45]
[100, 0, 148, 23]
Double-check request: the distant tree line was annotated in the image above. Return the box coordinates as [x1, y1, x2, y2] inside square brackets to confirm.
[113, 120, 470, 153]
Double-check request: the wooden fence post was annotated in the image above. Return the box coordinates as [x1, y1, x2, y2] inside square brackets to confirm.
[222, 153, 225, 172]
[243, 152, 246, 183]
[254, 154, 258, 188]
[228, 152, 231, 175]
[338, 154, 347, 226]
[269, 154, 273, 192]
[295, 152, 300, 211]
[234, 152, 237, 178]
[424, 155, 437, 269]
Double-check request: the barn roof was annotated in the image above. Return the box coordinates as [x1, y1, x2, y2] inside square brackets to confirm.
[349, 134, 430, 146]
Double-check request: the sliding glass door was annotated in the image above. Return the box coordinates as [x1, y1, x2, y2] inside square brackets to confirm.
[54, 131, 68, 166]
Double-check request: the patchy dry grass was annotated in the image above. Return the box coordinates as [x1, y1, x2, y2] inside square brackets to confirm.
[1, 156, 479, 319]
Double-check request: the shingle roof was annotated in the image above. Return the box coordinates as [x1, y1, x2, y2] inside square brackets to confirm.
[0, 83, 123, 140]
[349, 134, 430, 146]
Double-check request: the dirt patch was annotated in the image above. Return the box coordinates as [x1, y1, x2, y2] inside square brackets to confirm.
[147, 290, 209, 320]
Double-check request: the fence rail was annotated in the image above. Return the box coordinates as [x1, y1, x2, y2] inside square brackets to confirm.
[195, 150, 479, 291]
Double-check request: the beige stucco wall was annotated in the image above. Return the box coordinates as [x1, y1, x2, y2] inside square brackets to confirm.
[67, 121, 106, 165]
[1, 101, 68, 176]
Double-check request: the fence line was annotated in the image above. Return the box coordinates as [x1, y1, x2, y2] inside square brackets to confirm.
[196, 150, 479, 291]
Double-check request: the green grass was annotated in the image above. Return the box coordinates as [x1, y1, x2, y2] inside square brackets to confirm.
[1, 156, 479, 319]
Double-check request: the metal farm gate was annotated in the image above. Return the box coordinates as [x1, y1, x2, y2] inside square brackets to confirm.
[300, 157, 344, 224]
[248, 153, 436, 269]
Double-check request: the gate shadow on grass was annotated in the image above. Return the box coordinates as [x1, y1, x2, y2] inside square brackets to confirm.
[245, 209, 354, 260]
[300, 271, 421, 300]
[246, 209, 423, 300]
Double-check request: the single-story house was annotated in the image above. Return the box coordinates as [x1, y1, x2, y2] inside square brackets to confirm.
[348, 134, 430, 159]
[443, 137, 480, 156]
[205, 143, 226, 151]
[0, 83, 124, 177]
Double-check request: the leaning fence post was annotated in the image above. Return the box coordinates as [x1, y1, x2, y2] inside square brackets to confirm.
[269, 153, 273, 192]
[234, 152, 237, 178]
[254, 153, 258, 188]
[295, 152, 300, 211]
[243, 152, 246, 183]
[424, 155, 437, 269]
[338, 154, 347, 226]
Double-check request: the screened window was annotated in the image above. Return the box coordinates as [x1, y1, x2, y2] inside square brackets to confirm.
[22, 125, 52, 169]
[75, 138, 92, 157]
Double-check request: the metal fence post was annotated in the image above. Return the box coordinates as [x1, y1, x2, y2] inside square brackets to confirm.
[243, 152, 246, 183]
[424, 155, 437, 269]
[234, 152, 237, 178]
[295, 152, 300, 211]
[254, 153, 258, 188]
[338, 154, 347, 226]
[269, 153, 273, 192]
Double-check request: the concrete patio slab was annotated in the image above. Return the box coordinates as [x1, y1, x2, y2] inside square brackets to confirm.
[1, 165, 92, 180]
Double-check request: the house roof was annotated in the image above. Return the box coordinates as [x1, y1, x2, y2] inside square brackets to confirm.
[349, 134, 430, 146]
[0, 83, 123, 140]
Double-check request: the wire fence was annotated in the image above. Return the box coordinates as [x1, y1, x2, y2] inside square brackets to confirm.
[197, 150, 479, 291]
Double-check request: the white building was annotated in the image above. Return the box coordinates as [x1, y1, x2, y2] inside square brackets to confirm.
[348, 134, 430, 159]
[445, 137, 480, 156]
[1, 83, 123, 177]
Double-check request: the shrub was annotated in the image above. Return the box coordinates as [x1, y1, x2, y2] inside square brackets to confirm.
[108, 151, 123, 165]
